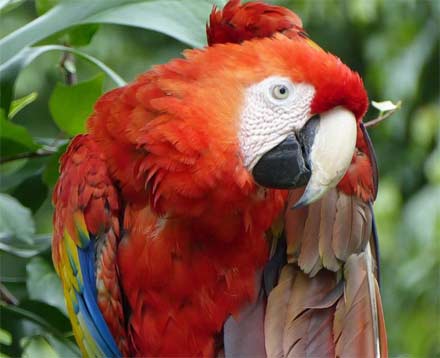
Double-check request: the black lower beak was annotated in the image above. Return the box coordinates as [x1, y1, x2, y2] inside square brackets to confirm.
[252, 116, 319, 189]
[252, 134, 310, 189]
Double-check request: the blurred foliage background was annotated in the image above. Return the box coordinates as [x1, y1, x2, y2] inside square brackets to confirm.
[0, 0, 439, 357]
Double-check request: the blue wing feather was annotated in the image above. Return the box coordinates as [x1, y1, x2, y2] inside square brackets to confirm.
[76, 240, 121, 358]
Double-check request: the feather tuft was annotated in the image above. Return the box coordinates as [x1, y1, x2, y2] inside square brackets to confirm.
[207, 0, 305, 46]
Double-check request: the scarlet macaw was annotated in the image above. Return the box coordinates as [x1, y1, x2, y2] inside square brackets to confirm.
[52, 0, 387, 357]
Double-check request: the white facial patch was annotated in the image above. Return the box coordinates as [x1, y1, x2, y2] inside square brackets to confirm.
[238, 76, 315, 170]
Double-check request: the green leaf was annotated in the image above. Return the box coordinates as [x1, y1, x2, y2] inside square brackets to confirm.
[0, 328, 12, 346]
[0, 45, 125, 114]
[11, 175, 48, 213]
[49, 45, 126, 86]
[0, 251, 28, 285]
[0, 0, 213, 66]
[0, 194, 35, 244]
[81, 0, 215, 49]
[67, 24, 100, 47]
[20, 334, 80, 358]
[8, 93, 38, 119]
[45, 334, 80, 358]
[0, 0, 141, 65]
[0, 234, 51, 258]
[0, 0, 214, 111]
[49, 74, 104, 136]
[0, 0, 217, 112]
[0, 47, 46, 115]
[26, 257, 66, 315]
[0, 157, 48, 192]
[35, 0, 58, 16]
[21, 336, 57, 358]
[0, 0, 26, 14]
[42, 144, 67, 188]
[0, 196, 51, 256]
[36, 24, 99, 49]
[1, 300, 72, 336]
[0, 114, 40, 159]
[0, 298, 76, 357]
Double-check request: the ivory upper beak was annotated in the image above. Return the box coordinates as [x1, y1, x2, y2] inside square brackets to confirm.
[293, 107, 357, 208]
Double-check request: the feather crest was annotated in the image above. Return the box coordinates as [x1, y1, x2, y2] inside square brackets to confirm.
[207, 0, 304, 46]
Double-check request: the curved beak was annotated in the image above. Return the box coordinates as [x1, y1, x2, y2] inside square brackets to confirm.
[252, 106, 357, 208]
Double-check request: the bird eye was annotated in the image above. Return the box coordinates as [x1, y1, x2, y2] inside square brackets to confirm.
[271, 84, 290, 100]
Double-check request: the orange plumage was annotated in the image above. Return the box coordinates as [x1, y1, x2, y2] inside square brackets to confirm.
[53, 1, 385, 357]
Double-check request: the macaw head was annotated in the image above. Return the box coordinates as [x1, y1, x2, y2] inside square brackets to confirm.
[109, 0, 377, 214]
[203, 0, 376, 207]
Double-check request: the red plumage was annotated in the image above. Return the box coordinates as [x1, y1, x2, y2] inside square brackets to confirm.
[89, 65, 288, 353]
[53, 1, 383, 356]
[207, 0, 305, 45]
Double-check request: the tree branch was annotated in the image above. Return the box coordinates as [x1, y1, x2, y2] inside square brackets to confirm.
[0, 149, 55, 164]
[0, 282, 19, 305]
[365, 101, 402, 128]
[60, 49, 77, 85]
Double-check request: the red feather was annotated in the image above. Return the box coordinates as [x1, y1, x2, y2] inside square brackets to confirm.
[53, 1, 380, 355]
[207, 0, 305, 45]
[208, 2, 374, 201]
